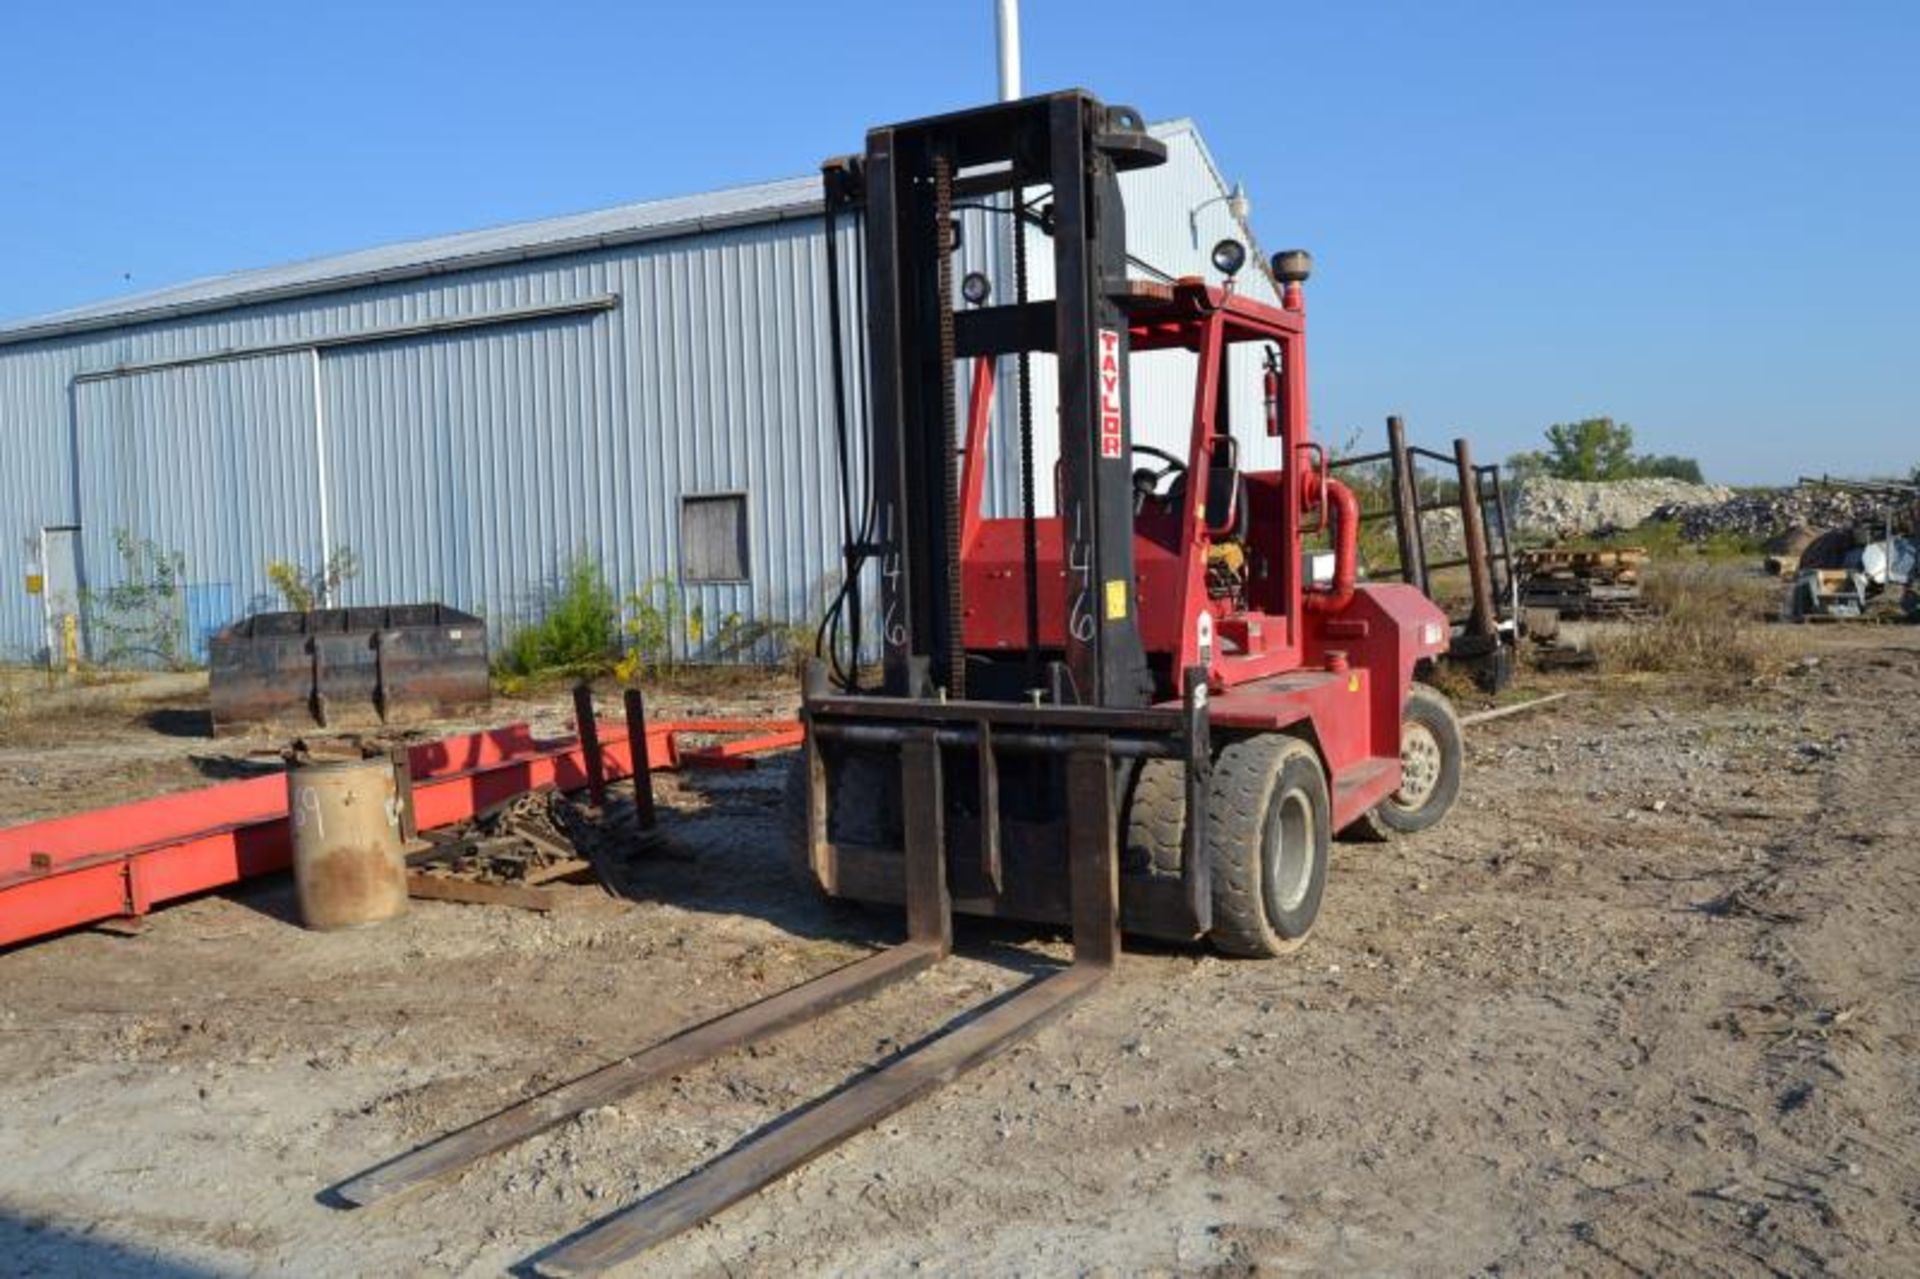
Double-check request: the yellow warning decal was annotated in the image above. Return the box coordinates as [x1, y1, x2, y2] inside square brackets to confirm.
[1105, 579, 1129, 620]
[1347, 673, 1361, 693]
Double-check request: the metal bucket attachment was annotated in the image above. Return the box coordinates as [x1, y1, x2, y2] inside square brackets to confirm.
[209, 604, 490, 737]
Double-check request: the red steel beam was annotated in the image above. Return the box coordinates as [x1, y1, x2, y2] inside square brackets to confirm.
[0, 716, 797, 949]
[679, 725, 807, 770]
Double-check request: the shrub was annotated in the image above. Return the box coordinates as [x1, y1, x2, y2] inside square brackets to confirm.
[614, 576, 702, 684]
[84, 530, 192, 669]
[266, 547, 360, 612]
[495, 556, 621, 679]
[698, 611, 818, 673]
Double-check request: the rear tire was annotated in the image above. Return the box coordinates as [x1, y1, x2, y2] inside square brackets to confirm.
[1349, 682, 1463, 839]
[1123, 757, 1188, 877]
[1207, 734, 1330, 958]
[782, 754, 819, 886]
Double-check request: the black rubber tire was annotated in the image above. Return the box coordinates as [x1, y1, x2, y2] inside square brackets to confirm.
[1123, 757, 1188, 877]
[1349, 682, 1464, 839]
[1207, 734, 1330, 958]
[782, 754, 816, 884]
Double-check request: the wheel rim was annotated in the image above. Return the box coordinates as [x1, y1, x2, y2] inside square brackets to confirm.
[1269, 789, 1316, 914]
[1393, 722, 1442, 811]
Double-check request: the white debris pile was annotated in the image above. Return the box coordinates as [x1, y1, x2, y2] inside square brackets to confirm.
[1508, 477, 1733, 541]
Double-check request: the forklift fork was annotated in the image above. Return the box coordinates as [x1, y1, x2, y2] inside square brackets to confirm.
[332, 732, 1121, 1277]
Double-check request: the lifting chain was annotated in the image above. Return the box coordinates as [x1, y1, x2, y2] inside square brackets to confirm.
[934, 153, 966, 699]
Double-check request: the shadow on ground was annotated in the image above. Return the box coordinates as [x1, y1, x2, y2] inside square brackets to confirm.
[185, 753, 281, 781]
[140, 707, 212, 739]
[0, 1209, 219, 1278]
[617, 754, 1212, 963]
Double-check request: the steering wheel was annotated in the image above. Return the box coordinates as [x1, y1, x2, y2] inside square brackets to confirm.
[1130, 443, 1187, 502]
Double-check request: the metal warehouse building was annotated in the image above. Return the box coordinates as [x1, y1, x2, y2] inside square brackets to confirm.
[0, 118, 1277, 666]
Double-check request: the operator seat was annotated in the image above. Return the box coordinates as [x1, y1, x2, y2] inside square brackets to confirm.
[1167, 463, 1250, 542]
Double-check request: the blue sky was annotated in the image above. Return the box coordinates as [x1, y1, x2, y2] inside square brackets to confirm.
[3, 1, 1914, 484]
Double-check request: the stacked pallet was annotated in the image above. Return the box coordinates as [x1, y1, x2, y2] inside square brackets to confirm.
[1517, 546, 1648, 618]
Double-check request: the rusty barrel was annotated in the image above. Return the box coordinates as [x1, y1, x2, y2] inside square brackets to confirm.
[287, 757, 408, 930]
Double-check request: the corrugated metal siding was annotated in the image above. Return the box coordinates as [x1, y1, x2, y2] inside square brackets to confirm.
[0, 121, 1263, 665]
[72, 353, 321, 638]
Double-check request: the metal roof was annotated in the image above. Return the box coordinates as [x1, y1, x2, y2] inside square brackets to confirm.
[0, 175, 825, 347]
[0, 120, 1213, 349]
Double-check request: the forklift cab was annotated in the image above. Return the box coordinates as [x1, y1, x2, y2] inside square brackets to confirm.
[957, 270, 1333, 700]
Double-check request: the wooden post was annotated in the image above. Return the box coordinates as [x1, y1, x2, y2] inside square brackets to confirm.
[387, 745, 418, 844]
[572, 682, 606, 808]
[1387, 416, 1427, 594]
[623, 686, 658, 832]
[1453, 437, 1498, 642]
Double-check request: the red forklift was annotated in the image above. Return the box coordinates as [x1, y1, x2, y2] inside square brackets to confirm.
[336, 92, 1463, 1274]
[792, 90, 1463, 957]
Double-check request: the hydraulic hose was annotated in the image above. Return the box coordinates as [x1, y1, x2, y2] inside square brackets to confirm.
[1302, 472, 1358, 613]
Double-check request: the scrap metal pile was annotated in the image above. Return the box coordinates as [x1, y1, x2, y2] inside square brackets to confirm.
[406, 788, 634, 911]
[1652, 482, 1910, 545]
[1770, 478, 1920, 621]
[1784, 544, 1917, 622]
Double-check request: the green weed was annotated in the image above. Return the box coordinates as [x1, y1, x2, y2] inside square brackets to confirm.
[495, 555, 622, 683]
[84, 530, 193, 669]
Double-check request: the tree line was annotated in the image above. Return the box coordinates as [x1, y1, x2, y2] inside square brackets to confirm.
[1508, 417, 1703, 484]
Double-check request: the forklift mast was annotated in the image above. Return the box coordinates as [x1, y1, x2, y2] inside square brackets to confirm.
[825, 90, 1164, 708]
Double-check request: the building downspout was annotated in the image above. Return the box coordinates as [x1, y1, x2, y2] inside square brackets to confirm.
[309, 347, 334, 607]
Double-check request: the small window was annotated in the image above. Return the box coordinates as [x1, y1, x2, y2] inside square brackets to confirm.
[680, 493, 750, 583]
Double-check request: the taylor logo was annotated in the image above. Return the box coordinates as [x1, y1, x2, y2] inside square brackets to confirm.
[1099, 328, 1124, 458]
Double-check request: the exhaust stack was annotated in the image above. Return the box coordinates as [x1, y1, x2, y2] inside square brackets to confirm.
[996, 0, 1021, 100]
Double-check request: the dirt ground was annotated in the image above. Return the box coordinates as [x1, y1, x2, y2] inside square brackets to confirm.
[2, 630, 1917, 1278]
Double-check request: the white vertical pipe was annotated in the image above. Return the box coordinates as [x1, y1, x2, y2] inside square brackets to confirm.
[996, 0, 1021, 101]
[309, 346, 335, 607]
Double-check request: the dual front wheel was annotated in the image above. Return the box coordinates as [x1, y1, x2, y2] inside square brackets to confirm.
[1125, 732, 1334, 957]
[1129, 683, 1463, 957]
[1201, 734, 1332, 956]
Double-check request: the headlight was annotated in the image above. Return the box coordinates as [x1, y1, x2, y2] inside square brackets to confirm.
[1211, 238, 1247, 278]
